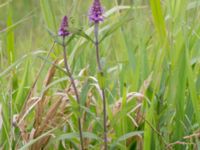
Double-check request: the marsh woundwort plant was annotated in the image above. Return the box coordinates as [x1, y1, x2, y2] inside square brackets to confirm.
[89, 0, 107, 149]
[58, 16, 84, 150]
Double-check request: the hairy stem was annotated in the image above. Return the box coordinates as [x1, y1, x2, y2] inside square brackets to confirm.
[94, 23, 107, 150]
[62, 37, 84, 150]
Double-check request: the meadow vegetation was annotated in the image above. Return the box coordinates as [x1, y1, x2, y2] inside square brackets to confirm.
[0, 0, 200, 149]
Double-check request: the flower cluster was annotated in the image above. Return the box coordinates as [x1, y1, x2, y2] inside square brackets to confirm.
[89, 0, 104, 23]
[58, 16, 70, 37]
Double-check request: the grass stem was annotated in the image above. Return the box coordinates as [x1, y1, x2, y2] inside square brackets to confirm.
[62, 37, 84, 150]
[94, 23, 107, 150]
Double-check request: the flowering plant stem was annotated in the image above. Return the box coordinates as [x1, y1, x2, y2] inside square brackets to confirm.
[94, 23, 108, 150]
[62, 37, 84, 150]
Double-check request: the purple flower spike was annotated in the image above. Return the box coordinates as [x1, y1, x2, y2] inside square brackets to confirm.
[58, 16, 70, 37]
[89, 0, 104, 23]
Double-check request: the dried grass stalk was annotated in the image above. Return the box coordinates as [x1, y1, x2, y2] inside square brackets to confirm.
[34, 59, 58, 128]
[31, 97, 62, 150]
[135, 73, 153, 124]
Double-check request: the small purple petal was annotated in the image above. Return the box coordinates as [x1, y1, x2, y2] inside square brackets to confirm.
[89, 0, 104, 23]
[58, 16, 70, 37]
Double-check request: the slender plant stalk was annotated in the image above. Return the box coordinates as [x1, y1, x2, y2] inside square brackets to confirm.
[62, 37, 84, 150]
[94, 23, 107, 150]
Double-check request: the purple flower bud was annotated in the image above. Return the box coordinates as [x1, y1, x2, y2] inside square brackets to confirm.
[89, 0, 104, 23]
[58, 16, 70, 37]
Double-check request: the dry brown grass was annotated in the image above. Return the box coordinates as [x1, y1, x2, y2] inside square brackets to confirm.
[14, 59, 73, 149]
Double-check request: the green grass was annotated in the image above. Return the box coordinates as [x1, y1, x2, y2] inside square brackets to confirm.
[1, 0, 200, 149]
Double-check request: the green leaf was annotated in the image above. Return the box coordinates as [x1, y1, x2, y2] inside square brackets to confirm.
[15, 61, 30, 112]
[68, 93, 79, 117]
[117, 131, 143, 142]
[110, 131, 143, 148]
[149, 0, 166, 40]
[50, 132, 101, 144]
[69, 27, 94, 43]
[40, 0, 57, 31]
[0, 51, 46, 78]
[97, 72, 106, 89]
[99, 15, 134, 44]
[6, 3, 15, 64]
